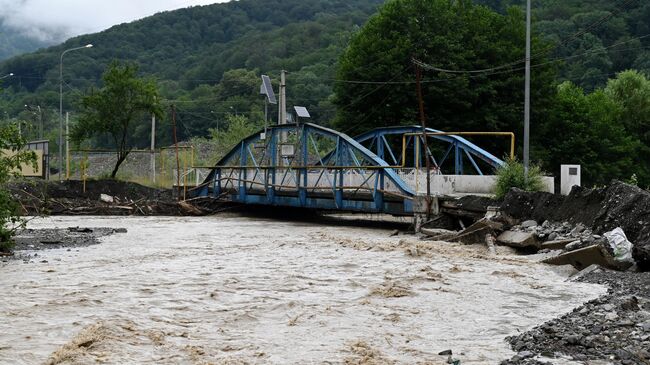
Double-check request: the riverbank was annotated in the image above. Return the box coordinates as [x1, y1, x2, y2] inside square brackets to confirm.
[501, 267, 650, 364]
[9, 179, 225, 216]
[1, 226, 127, 263]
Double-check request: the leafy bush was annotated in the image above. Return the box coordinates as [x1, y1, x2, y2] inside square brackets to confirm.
[495, 158, 545, 199]
[1, 123, 37, 252]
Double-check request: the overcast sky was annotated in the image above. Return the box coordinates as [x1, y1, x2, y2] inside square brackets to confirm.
[0, 0, 230, 42]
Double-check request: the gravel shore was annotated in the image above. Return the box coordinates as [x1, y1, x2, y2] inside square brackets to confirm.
[502, 267, 650, 365]
[1, 226, 126, 262]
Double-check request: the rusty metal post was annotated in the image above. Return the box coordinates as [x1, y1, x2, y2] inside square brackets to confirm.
[415, 63, 432, 217]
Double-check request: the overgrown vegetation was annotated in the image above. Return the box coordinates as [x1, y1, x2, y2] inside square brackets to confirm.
[495, 158, 545, 199]
[0, 123, 37, 252]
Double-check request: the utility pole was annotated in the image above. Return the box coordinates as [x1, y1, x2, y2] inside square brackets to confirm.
[278, 70, 287, 126]
[65, 112, 70, 180]
[415, 63, 432, 211]
[37, 105, 42, 139]
[278, 70, 287, 166]
[523, 0, 532, 177]
[59, 44, 93, 182]
[151, 114, 156, 183]
[171, 105, 181, 200]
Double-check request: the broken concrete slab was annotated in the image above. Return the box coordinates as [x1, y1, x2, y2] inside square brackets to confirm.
[541, 239, 576, 250]
[451, 219, 504, 244]
[543, 244, 631, 271]
[521, 220, 538, 228]
[100, 194, 114, 204]
[420, 228, 457, 241]
[497, 230, 540, 249]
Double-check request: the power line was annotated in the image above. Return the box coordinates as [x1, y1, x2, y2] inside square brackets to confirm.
[410, 0, 638, 75]
[331, 35, 650, 86]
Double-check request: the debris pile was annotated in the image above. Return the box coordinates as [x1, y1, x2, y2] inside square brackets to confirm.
[500, 181, 650, 270]
[9, 179, 224, 216]
[422, 181, 649, 271]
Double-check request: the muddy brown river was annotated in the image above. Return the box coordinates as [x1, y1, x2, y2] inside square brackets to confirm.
[0, 216, 605, 364]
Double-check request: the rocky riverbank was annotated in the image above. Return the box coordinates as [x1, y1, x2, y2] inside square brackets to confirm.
[1, 226, 127, 263]
[501, 267, 650, 365]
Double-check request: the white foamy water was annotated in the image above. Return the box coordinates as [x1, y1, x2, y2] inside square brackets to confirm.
[0, 216, 606, 364]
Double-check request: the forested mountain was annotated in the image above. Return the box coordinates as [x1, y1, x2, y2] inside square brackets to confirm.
[0, 0, 647, 162]
[0, 0, 383, 147]
[0, 24, 52, 61]
[477, 0, 650, 89]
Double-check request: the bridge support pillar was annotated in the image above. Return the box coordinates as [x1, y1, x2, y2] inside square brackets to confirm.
[412, 194, 440, 232]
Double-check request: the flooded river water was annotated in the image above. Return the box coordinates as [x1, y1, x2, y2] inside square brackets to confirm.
[0, 216, 606, 364]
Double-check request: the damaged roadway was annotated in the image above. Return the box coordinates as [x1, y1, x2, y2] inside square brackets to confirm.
[421, 181, 650, 364]
[500, 181, 650, 270]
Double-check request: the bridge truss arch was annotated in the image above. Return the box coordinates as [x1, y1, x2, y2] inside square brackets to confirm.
[195, 123, 416, 215]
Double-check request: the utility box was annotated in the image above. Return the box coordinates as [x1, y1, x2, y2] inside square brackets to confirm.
[561, 165, 581, 195]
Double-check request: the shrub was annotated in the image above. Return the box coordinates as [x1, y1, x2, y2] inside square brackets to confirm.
[495, 158, 545, 199]
[1, 123, 37, 252]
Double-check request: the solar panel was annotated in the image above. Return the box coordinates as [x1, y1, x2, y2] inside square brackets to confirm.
[294, 106, 310, 118]
[260, 75, 277, 104]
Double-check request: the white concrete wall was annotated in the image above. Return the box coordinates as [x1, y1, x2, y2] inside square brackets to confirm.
[217, 168, 555, 196]
[395, 171, 555, 195]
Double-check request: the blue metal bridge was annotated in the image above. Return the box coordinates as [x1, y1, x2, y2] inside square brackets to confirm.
[191, 123, 506, 215]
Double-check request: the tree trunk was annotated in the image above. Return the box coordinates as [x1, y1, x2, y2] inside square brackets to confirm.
[111, 150, 130, 178]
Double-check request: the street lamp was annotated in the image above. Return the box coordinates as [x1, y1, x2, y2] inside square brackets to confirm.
[0, 72, 14, 80]
[59, 44, 93, 181]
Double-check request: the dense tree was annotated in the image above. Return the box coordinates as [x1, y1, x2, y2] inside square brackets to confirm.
[333, 0, 556, 159]
[604, 70, 650, 184]
[534, 81, 640, 186]
[71, 62, 163, 178]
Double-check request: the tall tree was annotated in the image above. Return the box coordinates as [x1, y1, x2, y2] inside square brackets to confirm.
[604, 70, 650, 184]
[72, 62, 163, 178]
[333, 0, 556, 159]
[535, 81, 639, 186]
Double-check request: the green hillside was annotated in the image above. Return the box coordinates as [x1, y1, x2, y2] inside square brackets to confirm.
[0, 0, 383, 146]
[0, 0, 648, 151]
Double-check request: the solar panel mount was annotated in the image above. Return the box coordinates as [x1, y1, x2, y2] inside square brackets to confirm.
[260, 75, 277, 104]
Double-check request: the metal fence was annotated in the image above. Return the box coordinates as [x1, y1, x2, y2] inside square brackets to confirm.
[66, 147, 197, 188]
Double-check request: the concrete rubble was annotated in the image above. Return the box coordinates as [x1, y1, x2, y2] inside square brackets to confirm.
[421, 181, 649, 272]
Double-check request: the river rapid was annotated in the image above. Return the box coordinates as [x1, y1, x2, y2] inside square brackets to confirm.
[0, 216, 606, 364]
